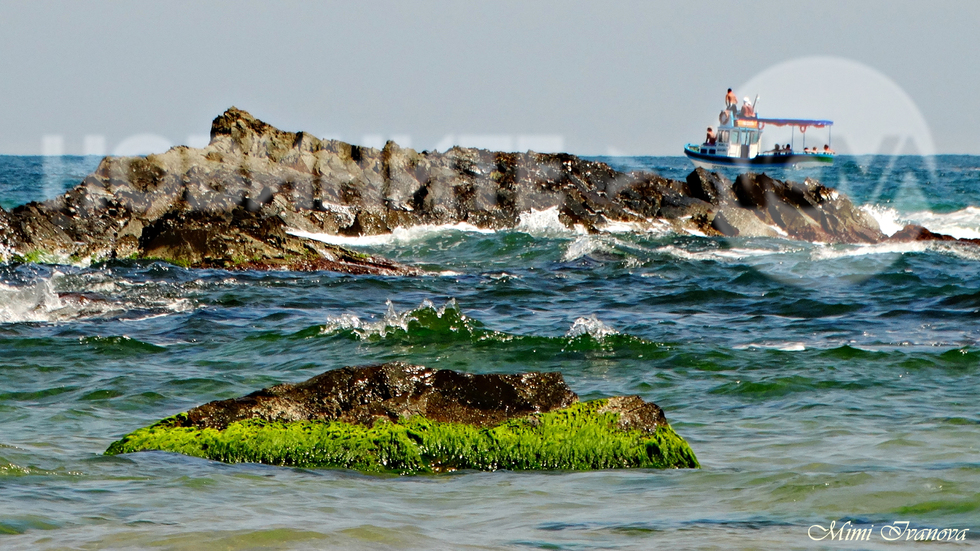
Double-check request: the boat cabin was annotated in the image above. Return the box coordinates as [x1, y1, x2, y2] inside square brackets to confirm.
[706, 118, 761, 159]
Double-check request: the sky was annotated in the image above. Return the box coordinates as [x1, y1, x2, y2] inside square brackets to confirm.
[1, 1, 977, 156]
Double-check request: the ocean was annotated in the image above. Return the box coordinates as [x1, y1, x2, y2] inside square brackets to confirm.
[1, 155, 978, 549]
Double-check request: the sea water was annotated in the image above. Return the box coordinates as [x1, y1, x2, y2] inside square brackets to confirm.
[0, 155, 978, 549]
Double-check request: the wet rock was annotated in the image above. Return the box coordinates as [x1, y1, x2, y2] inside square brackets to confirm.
[718, 172, 884, 243]
[173, 361, 578, 430]
[888, 224, 980, 246]
[6, 106, 971, 270]
[105, 362, 699, 473]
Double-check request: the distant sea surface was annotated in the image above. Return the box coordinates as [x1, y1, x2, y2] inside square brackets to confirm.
[1, 155, 978, 549]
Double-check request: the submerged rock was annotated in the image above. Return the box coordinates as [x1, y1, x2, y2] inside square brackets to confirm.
[105, 362, 699, 473]
[5, 106, 969, 271]
[887, 223, 980, 246]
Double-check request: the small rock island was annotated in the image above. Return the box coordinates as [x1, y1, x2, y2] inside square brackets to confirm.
[0, 106, 967, 272]
[105, 362, 700, 473]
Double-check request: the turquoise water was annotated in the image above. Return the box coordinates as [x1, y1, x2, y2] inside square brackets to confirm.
[1, 156, 979, 549]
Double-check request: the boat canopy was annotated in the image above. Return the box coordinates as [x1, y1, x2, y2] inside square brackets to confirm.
[755, 117, 833, 129]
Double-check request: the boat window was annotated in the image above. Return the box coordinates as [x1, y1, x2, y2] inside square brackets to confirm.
[750, 132, 759, 144]
[740, 131, 750, 146]
[731, 130, 739, 144]
[719, 130, 729, 143]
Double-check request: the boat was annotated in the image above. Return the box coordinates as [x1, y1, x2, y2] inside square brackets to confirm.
[684, 106, 834, 169]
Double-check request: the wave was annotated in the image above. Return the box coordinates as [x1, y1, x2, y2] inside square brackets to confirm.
[0, 271, 194, 324]
[906, 206, 980, 240]
[298, 299, 664, 354]
[860, 205, 907, 237]
[79, 335, 168, 355]
[733, 342, 807, 352]
[286, 222, 495, 248]
[0, 276, 68, 323]
[0, 458, 78, 477]
[655, 244, 801, 263]
[288, 208, 679, 251]
[862, 204, 980, 240]
[516, 207, 581, 237]
[562, 236, 618, 262]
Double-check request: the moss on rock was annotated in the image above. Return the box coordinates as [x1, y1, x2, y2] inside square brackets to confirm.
[105, 399, 699, 474]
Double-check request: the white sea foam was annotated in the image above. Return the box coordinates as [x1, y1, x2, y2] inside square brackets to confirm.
[565, 314, 618, 340]
[562, 236, 611, 262]
[0, 272, 195, 324]
[656, 245, 795, 262]
[597, 220, 640, 234]
[861, 204, 980, 240]
[0, 276, 66, 323]
[287, 223, 495, 247]
[861, 205, 907, 237]
[808, 240, 932, 260]
[734, 342, 807, 351]
[318, 298, 463, 339]
[905, 206, 980, 240]
[638, 218, 678, 237]
[282, 203, 980, 252]
[768, 224, 789, 237]
[940, 242, 980, 261]
[515, 207, 581, 237]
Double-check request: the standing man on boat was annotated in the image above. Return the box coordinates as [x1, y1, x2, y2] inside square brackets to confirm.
[726, 88, 737, 109]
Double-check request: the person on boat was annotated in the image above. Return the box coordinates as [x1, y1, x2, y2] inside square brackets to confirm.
[705, 127, 716, 145]
[803, 147, 810, 154]
[740, 97, 755, 117]
[725, 88, 737, 109]
[823, 144, 835, 154]
[785, 144, 792, 154]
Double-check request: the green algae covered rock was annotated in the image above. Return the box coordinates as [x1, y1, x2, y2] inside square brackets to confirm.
[106, 362, 698, 473]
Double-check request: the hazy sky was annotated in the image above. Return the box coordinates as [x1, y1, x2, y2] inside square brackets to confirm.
[1, 1, 977, 156]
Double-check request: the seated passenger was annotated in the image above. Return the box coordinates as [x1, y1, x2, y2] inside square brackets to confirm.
[785, 144, 792, 154]
[705, 127, 716, 145]
[740, 97, 755, 117]
[804, 147, 811, 154]
[823, 144, 835, 154]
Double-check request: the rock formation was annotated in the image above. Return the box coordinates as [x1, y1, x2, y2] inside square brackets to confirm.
[0, 107, 969, 271]
[105, 362, 699, 473]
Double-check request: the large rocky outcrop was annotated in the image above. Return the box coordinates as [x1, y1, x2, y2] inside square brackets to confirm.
[0, 107, 967, 270]
[105, 362, 699, 473]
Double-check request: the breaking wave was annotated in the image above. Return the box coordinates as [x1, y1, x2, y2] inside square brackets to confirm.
[286, 222, 495, 247]
[862, 204, 980, 240]
[906, 206, 980, 240]
[515, 207, 581, 237]
[861, 204, 907, 237]
[299, 299, 662, 353]
[0, 270, 194, 324]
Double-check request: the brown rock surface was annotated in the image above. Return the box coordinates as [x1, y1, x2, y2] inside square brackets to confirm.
[174, 361, 585, 431]
[3, 107, 970, 268]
